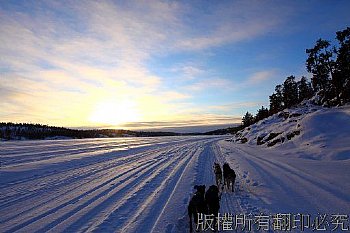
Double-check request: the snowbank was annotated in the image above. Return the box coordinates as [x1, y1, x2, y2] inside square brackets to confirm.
[233, 102, 350, 160]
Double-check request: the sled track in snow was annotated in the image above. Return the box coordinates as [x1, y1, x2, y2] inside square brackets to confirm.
[1, 137, 225, 233]
[2, 136, 317, 233]
[169, 141, 265, 233]
[229, 145, 350, 213]
[213, 143, 268, 233]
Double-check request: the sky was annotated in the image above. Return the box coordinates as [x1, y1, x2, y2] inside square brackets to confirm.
[1, 0, 349, 132]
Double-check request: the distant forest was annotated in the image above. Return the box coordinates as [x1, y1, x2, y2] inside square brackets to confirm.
[0, 122, 182, 140]
[242, 27, 350, 127]
[0, 122, 236, 140]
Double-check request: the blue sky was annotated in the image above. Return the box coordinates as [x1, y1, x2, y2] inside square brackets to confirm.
[1, 0, 349, 132]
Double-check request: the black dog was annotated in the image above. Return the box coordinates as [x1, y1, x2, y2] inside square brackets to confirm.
[188, 185, 207, 232]
[223, 163, 236, 192]
[205, 185, 221, 230]
[213, 162, 223, 190]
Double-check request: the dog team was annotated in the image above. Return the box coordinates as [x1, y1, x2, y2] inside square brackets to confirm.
[188, 162, 236, 232]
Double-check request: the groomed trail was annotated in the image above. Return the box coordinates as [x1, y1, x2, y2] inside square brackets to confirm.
[1, 136, 349, 232]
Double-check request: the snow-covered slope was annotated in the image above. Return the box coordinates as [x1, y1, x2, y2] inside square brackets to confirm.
[233, 102, 350, 160]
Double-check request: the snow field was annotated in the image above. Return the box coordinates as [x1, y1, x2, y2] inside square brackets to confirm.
[1, 131, 349, 233]
[1, 136, 228, 232]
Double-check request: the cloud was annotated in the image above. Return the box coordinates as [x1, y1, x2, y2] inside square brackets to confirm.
[0, 1, 181, 125]
[0, 0, 294, 128]
[171, 64, 206, 80]
[185, 77, 236, 92]
[208, 101, 266, 112]
[118, 114, 241, 129]
[246, 70, 277, 85]
[161, 91, 191, 101]
[173, 1, 294, 51]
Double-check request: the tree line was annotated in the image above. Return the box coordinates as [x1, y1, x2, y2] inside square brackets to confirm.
[242, 27, 349, 127]
[0, 122, 180, 140]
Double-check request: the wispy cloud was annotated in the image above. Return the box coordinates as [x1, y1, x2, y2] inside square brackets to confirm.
[208, 101, 266, 112]
[174, 1, 294, 51]
[246, 70, 277, 85]
[118, 114, 241, 129]
[0, 0, 297, 129]
[185, 78, 236, 92]
[171, 64, 206, 80]
[183, 69, 278, 93]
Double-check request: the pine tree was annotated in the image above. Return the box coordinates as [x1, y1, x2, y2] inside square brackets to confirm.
[269, 84, 284, 114]
[335, 27, 350, 103]
[306, 39, 336, 104]
[283, 76, 299, 108]
[255, 106, 269, 122]
[242, 111, 254, 127]
[297, 76, 314, 102]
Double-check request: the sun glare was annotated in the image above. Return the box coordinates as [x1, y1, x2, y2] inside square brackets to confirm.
[89, 100, 140, 126]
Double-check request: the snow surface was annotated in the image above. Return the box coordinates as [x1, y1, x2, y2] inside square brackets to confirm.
[1, 106, 350, 233]
[234, 103, 350, 160]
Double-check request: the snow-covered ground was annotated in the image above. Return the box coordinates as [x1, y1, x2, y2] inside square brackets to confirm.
[1, 105, 350, 233]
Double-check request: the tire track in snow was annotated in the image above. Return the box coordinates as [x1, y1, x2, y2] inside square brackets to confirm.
[170, 140, 221, 232]
[0, 145, 166, 189]
[231, 145, 350, 212]
[214, 142, 266, 233]
[146, 139, 229, 233]
[0, 146, 174, 214]
[0, 146, 170, 206]
[1, 140, 133, 166]
[3, 146, 180, 232]
[38, 143, 197, 232]
[0, 138, 201, 188]
[119, 142, 205, 233]
[1, 156, 158, 225]
[1, 137, 196, 167]
[0, 137, 227, 233]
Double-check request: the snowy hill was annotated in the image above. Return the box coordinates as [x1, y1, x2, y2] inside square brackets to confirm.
[233, 102, 350, 160]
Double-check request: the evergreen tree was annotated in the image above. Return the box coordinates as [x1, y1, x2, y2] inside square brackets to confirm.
[242, 111, 254, 127]
[297, 76, 314, 102]
[306, 39, 336, 103]
[269, 84, 284, 114]
[283, 76, 299, 108]
[334, 27, 350, 103]
[255, 106, 269, 122]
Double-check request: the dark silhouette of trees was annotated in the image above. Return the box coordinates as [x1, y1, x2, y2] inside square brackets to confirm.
[269, 84, 284, 114]
[242, 72, 314, 128]
[0, 122, 184, 140]
[306, 39, 335, 93]
[283, 76, 299, 108]
[255, 106, 269, 122]
[305, 28, 350, 106]
[268, 75, 313, 115]
[334, 27, 350, 103]
[297, 76, 314, 101]
[242, 111, 254, 127]
[237, 27, 349, 130]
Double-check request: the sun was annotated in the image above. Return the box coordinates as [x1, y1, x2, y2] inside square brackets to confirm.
[89, 100, 140, 126]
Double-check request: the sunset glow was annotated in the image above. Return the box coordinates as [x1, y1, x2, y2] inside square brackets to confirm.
[1, 1, 349, 132]
[89, 100, 141, 126]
